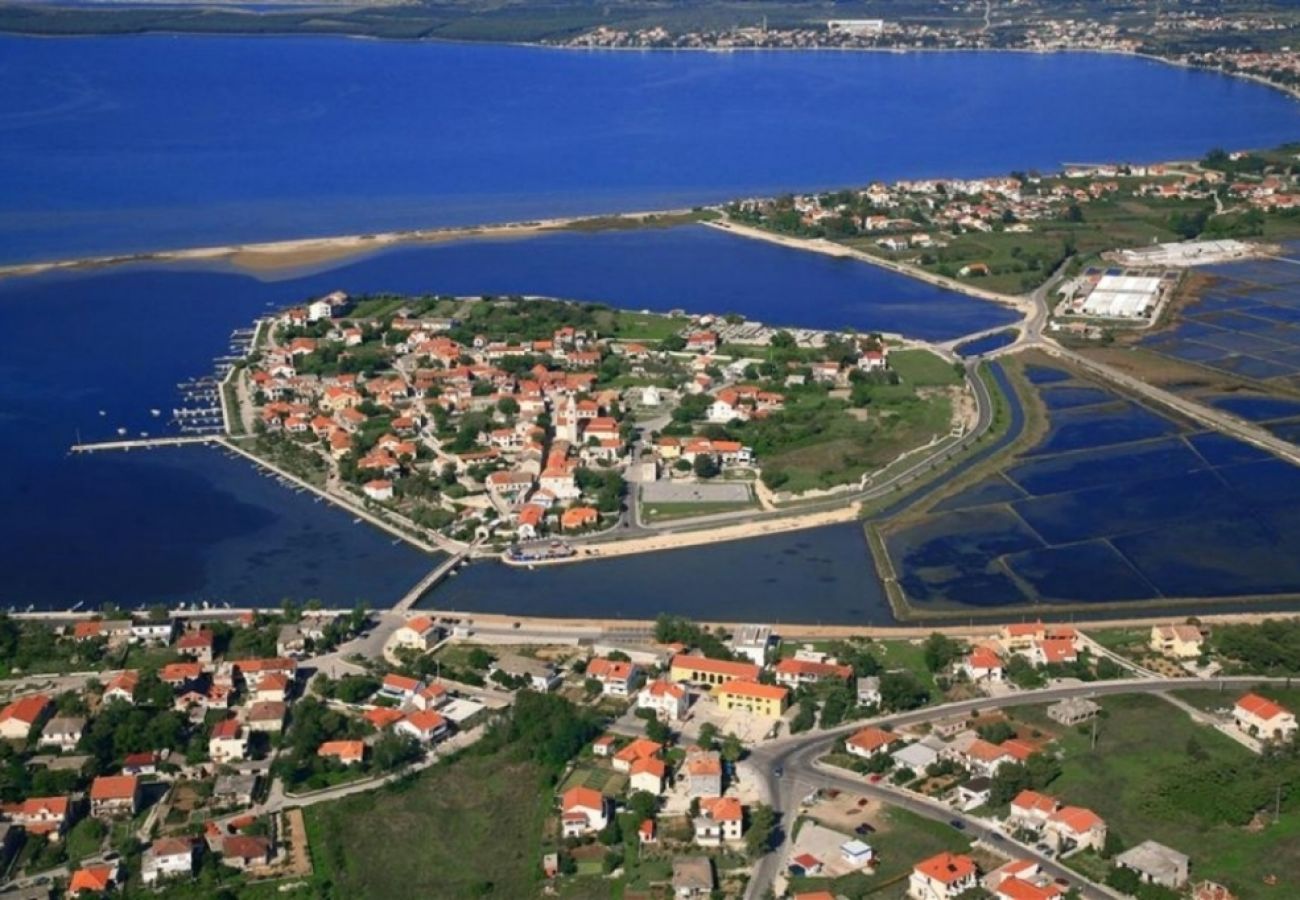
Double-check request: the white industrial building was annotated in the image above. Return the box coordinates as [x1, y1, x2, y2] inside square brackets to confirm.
[1080, 274, 1163, 318]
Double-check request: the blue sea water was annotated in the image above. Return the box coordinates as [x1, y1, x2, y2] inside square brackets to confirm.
[3, 37, 1300, 263]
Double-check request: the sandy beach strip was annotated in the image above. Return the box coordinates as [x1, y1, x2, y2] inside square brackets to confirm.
[0, 208, 699, 282]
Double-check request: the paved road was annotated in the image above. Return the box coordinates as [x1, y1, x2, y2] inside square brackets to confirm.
[742, 675, 1296, 900]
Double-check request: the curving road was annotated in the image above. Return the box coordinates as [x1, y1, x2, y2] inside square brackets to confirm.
[742, 676, 1296, 900]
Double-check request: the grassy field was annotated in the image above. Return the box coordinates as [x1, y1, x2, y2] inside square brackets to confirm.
[888, 350, 964, 388]
[306, 750, 550, 898]
[870, 639, 939, 692]
[559, 764, 628, 797]
[755, 381, 953, 494]
[786, 806, 970, 899]
[1009, 694, 1300, 898]
[592, 308, 687, 342]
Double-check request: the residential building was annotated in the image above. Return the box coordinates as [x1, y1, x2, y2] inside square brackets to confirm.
[857, 676, 882, 707]
[102, 671, 139, 705]
[142, 838, 196, 886]
[68, 864, 122, 897]
[1115, 840, 1190, 889]
[246, 701, 286, 733]
[102, 665, 138, 702]
[379, 673, 424, 703]
[212, 774, 258, 807]
[38, 716, 85, 752]
[560, 786, 610, 838]
[586, 657, 640, 697]
[715, 680, 789, 718]
[694, 796, 743, 845]
[672, 856, 715, 898]
[612, 738, 663, 774]
[221, 834, 273, 870]
[131, 619, 177, 645]
[395, 710, 449, 743]
[846, 726, 895, 759]
[669, 654, 761, 687]
[317, 740, 365, 765]
[89, 775, 141, 819]
[963, 647, 1004, 683]
[176, 629, 216, 664]
[392, 616, 441, 652]
[209, 718, 248, 763]
[1006, 792, 1059, 838]
[0, 694, 51, 741]
[629, 757, 667, 794]
[1234, 693, 1298, 741]
[1149, 624, 1204, 659]
[1046, 697, 1100, 726]
[773, 658, 853, 688]
[122, 751, 160, 776]
[636, 680, 689, 721]
[1044, 806, 1107, 853]
[729, 624, 775, 665]
[276, 624, 306, 657]
[684, 747, 723, 797]
[909, 852, 978, 900]
[5, 796, 70, 837]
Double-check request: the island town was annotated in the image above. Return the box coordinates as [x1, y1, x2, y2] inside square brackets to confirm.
[0, 605, 1296, 899]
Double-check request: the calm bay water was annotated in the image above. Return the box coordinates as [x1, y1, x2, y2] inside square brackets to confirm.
[3, 37, 1300, 263]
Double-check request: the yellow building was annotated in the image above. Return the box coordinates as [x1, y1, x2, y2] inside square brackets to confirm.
[715, 680, 790, 719]
[669, 655, 760, 688]
[1149, 624, 1203, 659]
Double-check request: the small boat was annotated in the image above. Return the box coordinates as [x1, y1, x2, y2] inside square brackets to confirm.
[150, 409, 161, 417]
[98, 410, 107, 416]
[117, 427, 127, 436]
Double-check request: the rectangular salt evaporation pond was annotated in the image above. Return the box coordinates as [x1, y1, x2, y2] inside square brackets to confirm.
[422, 523, 892, 625]
[884, 371, 1300, 610]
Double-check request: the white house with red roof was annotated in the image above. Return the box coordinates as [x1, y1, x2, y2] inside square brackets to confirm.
[209, 719, 248, 763]
[560, 787, 610, 837]
[962, 647, 1004, 683]
[586, 657, 640, 697]
[846, 726, 895, 760]
[629, 757, 668, 795]
[1007, 790, 1058, 832]
[637, 680, 689, 721]
[909, 851, 978, 899]
[773, 658, 853, 688]
[379, 673, 423, 703]
[1234, 693, 1297, 741]
[0, 694, 51, 741]
[395, 710, 450, 743]
[1043, 806, 1107, 853]
[392, 616, 441, 652]
[694, 796, 743, 845]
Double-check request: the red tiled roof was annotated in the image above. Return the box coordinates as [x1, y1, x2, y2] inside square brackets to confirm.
[914, 851, 976, 884]
[0, 694, 50, 726]
[1237, 692, 1291, 722]
[670, 655, 760, 681]
[90, 775, 138, 801]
